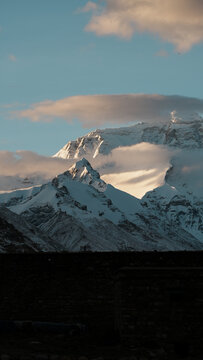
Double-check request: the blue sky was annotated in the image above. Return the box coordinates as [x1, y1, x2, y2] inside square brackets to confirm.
[1, 0, 203, 155]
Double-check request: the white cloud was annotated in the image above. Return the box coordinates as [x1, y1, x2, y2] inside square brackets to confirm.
[102, 169, 167, 198]
[0, 151, 74, 190]
[82, 0, 203, 52]
[0, 144, 172, 198]
[13, 94, 203, 127]
[92, 143, 173, 198]
[0, 145, 201, 199]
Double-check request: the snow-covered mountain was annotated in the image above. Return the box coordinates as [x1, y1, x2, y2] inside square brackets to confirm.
[54, 113, 203, 160]
[0, 159, 146, 252]
[0, 158, 202, 251]
[0, 113, 202, 252]
[137, 183, 203, 244]
[52, 113, 203, 250]
[0, 206, 62, 252]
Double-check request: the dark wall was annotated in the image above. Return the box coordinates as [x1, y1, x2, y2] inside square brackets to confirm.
[0, 252, 203, 357]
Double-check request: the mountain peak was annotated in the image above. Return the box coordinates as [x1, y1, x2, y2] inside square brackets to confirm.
[68, 158, 107, 192]
[70, 158, 92, 171]
[170, 110, 202, 124]
[54, 117, 203, 161]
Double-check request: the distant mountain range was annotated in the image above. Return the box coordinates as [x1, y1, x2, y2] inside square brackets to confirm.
[0, 113, 202, 252]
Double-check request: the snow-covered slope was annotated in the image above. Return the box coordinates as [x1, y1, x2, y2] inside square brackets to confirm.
[136, 183, 203, 245]
[68, 158, 107, 191]
[0, 159, 140, 224]
[51, 114, 203, 251]
[0, 159, 146, 251]
[0, 158, 202, 251]
[0, 206, 62, 252]
[0, 113, 202, 252]
[54, 114, 203, 160]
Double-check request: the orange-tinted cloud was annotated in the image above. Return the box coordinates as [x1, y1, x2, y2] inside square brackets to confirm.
[83, 0, 203, 52]
[0, 150, 73, 180]
[95, 143, 172, 197]
[13, 94, 203, 127]
[0, 144, 172, 198]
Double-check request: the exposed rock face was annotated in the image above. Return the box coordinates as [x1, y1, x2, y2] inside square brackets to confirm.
[54, 116, 203, 160]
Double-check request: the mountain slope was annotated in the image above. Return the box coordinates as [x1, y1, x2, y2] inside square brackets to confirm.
[0, 159, 202, 252]
[0, 206, 62, 252]
[0, 159, 148, 252]
[139, 183, 203, 243]
[54, 115, 203, 160]
[52, 115, 203, 250]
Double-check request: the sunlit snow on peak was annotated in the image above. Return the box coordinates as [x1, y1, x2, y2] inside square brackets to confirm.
[101, 168, 168, 199]
[170, 110, 202, 124]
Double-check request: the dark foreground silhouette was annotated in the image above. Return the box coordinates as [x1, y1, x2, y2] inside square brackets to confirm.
[0, 251, 203, 359]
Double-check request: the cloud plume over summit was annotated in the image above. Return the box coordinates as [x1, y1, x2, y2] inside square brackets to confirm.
[14, 94, 203, 127]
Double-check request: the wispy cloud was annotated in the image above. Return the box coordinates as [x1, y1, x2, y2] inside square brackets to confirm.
[13, 94, 203, 127]
[8, 54, 17, 62]
[155, 50, 169, 57]
[93, 143, 172, 197]
[80, 42, 96, 53]
[78, 1, 98, 13]
[0, 146, 201, 199]
[0, 144, 172, 198]
[0, 102, 22, 109]
[0, 150, 72, 178]
[82, 0, 203, 52]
